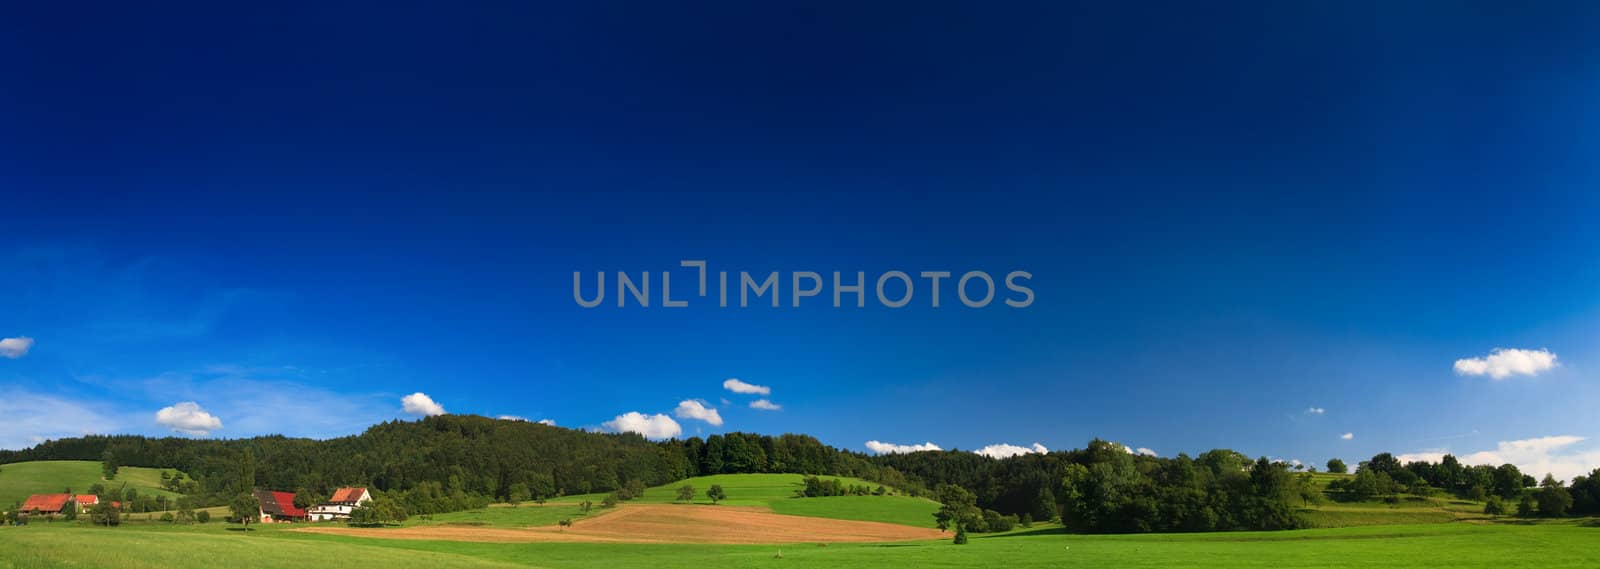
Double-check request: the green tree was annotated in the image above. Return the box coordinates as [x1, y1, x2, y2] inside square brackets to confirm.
[1483, 496, 1505, 516]
[932, 483, 980, 533]
[197, 510, 212, 524]
[101, 449, 118, 480]
[1516, 495, 1537, 518]
[89, 501, 121, 526]
[624, 478, 647, 501]
[952, 522, 968, 545]
[1326, 458, 1348, 474]
[229, 493, 260, 530]
[160, 512, 176, 523]
[676, 484, 696, 502]
[1536, 474, 1573, 517]
[507, 483, 531, 507]
[601, 492, 620, 508]
[706, 484, 727, 504]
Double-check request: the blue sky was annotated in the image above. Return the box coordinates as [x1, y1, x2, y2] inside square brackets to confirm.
[3, 2, 1600, 479]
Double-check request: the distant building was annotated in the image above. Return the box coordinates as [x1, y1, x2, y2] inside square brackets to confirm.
[74, 494, 99, 513]
[254, 490, 308, 523]
[308, 487, 371, 521]
[20, 494, 73, 516]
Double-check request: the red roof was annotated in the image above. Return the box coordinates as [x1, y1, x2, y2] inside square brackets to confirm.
[21, 494, 71, 513]
[257, 490, 307, 518]
[74, 495, 99, 505]
[330, 487, 367, 503]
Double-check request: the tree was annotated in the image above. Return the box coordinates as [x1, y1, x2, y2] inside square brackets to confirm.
[350, 497, 408, 526]
[101, 449, 118, 480]
[507, 483, 531, 507]
[624, 478, 647, 501]
[1516, 495, 1537, 518]
[294, 489, 324, 510]
[952, 522, 968, 545]
[63, 503, 78, 521]
[229, 493, 260, 530]
[1483, 496, 1505, 516]
[197, 510, 212, 524]
[601, 493, 620, 508]
[160, 512, 176, 523]
[706, 484, 727, 504]
[1326, 458, 1348, 474]
[676, 484, 696, 502]
[1536, 474, 1572, 517]
[932, 483, 980, 533]
[89, 501, 120, 526]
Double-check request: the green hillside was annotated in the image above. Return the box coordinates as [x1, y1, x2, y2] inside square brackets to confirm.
[0, 461, 185, 508]
[429, 473, 940, 528]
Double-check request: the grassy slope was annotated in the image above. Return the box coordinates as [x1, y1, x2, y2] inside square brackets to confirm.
[4, 519, 1599, 568]
[0, 461, 185, 508]
[451, 473, 941, 528]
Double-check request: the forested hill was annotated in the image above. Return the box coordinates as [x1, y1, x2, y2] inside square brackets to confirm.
[0, 415, 877, 510]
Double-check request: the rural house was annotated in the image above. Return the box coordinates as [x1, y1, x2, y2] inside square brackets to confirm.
[254, 489, 308, 523]
[74, 494, 99, 513]
[308, 487, 371, 521]
[20, 494, 72, 516]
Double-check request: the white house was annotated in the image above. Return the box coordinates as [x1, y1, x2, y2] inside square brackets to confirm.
[308, 487, 372, 521]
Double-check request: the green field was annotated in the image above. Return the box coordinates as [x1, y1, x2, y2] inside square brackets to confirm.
[0, 461, 185, 508]
[1, 518, 1598, 568]
[427, 473, 938, 528]
[3, 472, 1598, 568]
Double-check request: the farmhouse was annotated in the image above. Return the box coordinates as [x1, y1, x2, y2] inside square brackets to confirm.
[254, 489, 308, 523]
[74, 494, 99, 512]
[308, 487, 371, 521]
[19, 493, 73, 516]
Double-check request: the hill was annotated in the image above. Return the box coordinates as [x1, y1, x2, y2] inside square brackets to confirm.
[0, 460, 185, 508]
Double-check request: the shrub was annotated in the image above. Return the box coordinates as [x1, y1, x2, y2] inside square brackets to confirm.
[197, 511, 211, 524]
[1484, 497, 1505, 516]
[160, 512, 176, 523]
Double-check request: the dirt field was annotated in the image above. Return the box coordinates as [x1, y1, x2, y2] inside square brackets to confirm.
[294, 504, 945, 544]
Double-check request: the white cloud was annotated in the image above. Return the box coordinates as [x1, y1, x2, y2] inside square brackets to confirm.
[1341, 432, 1354, 440]
[865, 440, 942, 454]
[674, 400, 723, 426]
[401, 392, 446, 416]
[722, 378, 770, 395]
[749, 399, 782, 411]
[498, 415, 527, 421]
[537, 419, 556, 426]
[1453, 348, 1558, 380]
[1401, 436, 1600, 483]
[603, 412, 682, 439]
[975, 442, 1049, 459]
[1307, 407, 1325, 415]
[1134, 447, 1158, 457]
[0, 391, 117, 450]
[154, 401, 223, 436]
[0, 336, 34, 359]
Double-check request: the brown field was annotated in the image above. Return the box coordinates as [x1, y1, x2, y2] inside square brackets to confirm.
[294, 504, 945, 544]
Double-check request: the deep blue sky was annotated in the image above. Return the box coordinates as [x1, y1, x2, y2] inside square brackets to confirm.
[3, 2, 1599, 479]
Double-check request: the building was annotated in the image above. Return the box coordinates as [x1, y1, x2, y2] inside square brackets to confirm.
[254, 490, 308, 523]
[20, 494, 73, 516]
[74, 494, 99, 513]
[308, 487, 372, 521]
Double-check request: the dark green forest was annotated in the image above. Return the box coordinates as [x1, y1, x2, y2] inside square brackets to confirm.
[4, 415, 1597, 531]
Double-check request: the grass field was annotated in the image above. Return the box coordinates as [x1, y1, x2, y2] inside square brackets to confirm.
[1, 518, 1597, 568]
[4, 472, 1598, 568]
[0, 461, 185, 507]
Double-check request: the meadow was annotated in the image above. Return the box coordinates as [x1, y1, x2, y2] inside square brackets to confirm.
[3, 470, 1598, 568]
[0, 461, 183, 507]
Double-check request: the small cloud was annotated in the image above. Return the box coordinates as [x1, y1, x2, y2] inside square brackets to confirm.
[864, 440, 941, 454]
[722, 378, 771, 395]
[674, 400, 723, 426]
[0, 336, 34, 359]
[1134, 447, 1157, 457]
[975, 442, 1048, 459]
[537, 419, 556, 426]
[1341, 432, 1354, 440]
[498, 415, 527, 421]
[603, 412, 681, 439]
[154, 401, 223, 436]
[1454, 348, 1558, 380]
[749, 399, 782, 411]
[401, 392, 446, 416]
[1306, 407, 1325, 415]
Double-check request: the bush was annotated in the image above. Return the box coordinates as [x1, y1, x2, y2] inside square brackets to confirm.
[197, 511, 211, 524]
[601, 493, 620, 508]
[1484, 497, 1505, 516]
[160, 512, 176, 523]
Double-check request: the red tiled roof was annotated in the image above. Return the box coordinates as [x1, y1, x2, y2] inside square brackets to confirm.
[74, 495, 99, 505]
[330, 487, 367, 503]
[255, 490, 307, 518]
[21, 494, 71, 513]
